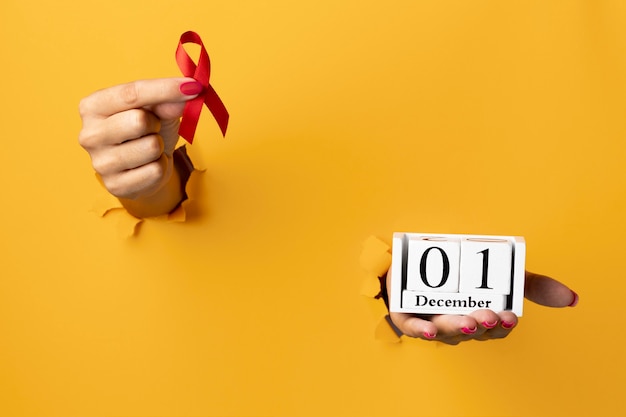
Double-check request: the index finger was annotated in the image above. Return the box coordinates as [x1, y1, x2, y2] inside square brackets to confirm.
[79, 77, 197, 118]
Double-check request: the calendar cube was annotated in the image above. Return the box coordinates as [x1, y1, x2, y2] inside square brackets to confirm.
[459, 238, 512, 295]
[406, 236, 460, 293]
[389, 232, 525, 316]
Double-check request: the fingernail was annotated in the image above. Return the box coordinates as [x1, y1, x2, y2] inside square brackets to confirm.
[461, 326, 477, 335]
[501, 321, 515, 329]
[180, 81, 203, 95]
[482, 321, 498, 329]
[423, 332, 437, 339]
[568, 291, 579, 307]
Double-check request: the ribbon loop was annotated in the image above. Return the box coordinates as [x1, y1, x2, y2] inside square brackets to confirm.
[176, 31, 229, 143]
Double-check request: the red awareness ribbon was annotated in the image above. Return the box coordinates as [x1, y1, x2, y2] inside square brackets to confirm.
[176, 31, 229, 143]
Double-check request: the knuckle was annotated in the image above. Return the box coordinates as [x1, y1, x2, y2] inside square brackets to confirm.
[91, 154, 114, 175]
[143, 135, 164, 159]
[126, 109, 163, 142]
[129, 110, 161, 139]
[77, 124, 104, 150]
[78, 97, 89, 118]
[128, 109, 150, 135]
[128, 162, 164, 197]
[145, 158, 166, 180]
[135, 108, 150, 126]
[102, 176, 129, 199]
[78, 95, 96, 118]
[102, 156, 167, 200]
[77, 129, 95, 149]
[120, 82, 140, 106]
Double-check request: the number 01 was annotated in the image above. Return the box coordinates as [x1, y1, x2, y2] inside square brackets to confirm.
[419, 247, 494, 289]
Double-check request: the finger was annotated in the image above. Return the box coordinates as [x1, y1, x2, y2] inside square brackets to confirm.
[429, 314, 480, 338]
[468, 309, 502, 331]
[100, 153, 171, 199]
[524, 271, 578, 307]
[81, 108, 181, 158]
[79, 110, 156, 152]
[91, 134, 164, 176]
[150, 101, 189, 121]
[475, 311, 518, 340]
[389, 312, 438, 339]
[97, 109, 161, 146]
[79, 77, 200, 119]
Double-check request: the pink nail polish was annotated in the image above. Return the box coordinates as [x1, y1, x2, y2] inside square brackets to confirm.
[568, 291, 579, 307]
[501, 321, 515, 329]
[180, 81, 203, 95]
[423, 332, 436, 339]
[482, 321, 498, 329]
[461, 326, 477, 335]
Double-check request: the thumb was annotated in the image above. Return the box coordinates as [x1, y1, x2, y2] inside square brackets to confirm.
[159, 118, 182, 156]
[149, 79, 201, 153]
[150, 100, 188, 121]
[524, 271, 578, 307]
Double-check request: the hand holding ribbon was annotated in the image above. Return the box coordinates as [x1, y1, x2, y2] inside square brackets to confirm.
[176, 31, 229, 143]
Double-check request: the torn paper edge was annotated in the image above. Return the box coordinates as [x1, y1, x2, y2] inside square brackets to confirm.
[359, 235, 401, 342]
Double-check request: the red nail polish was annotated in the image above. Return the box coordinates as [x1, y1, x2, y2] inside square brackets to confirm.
[501, 321, 515, 329]
[568, 291, 579, 307]
[180, 81, 203, 95]
[461, 326, 477, 335]
[423, 332, 436, 339]
[482, 321, 498, 329]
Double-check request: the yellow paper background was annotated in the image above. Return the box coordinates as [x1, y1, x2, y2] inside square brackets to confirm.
[1, 1, 624, 416]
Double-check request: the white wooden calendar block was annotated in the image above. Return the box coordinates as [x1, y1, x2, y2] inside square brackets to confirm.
[406, 236, 460, 293]
[389, 232, 525, 316]
[459, 238, 512, 295]
[401, 290, 506, 315]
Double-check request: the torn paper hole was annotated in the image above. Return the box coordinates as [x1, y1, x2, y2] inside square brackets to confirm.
[359, 235, 392, 297]
[359, 235, 392, 277]
[360, 235, 399, 341]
